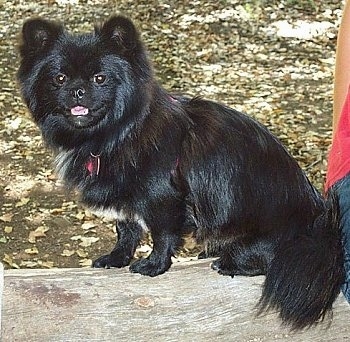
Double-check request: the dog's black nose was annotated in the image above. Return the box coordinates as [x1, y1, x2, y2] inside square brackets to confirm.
[72, 88, 85, 99]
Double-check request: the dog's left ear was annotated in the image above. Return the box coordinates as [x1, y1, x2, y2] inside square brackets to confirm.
[97, 15, 142, 54]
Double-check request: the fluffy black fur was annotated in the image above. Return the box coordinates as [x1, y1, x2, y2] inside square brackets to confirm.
[18, 16, 344, 329]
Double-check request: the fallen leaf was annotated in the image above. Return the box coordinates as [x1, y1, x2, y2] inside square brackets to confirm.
[62, 201, 76, 208]
[20, 261, 38, 268]
[37, 260, 55, 268]
[76, 212, 85, 220]
[3, 254, 20, 268]
[4, 226, 13, 233]
[36, 226, 50, 233]
[15, 197, 30, 207]
[79, 258, 92, 267]
[0, 213, 13, 222]
[84, 210, 95, 219]
[25, 247, 39, 255]
[79, 236, 99, 247]
[28, 226, 48, 243]
[50, 208, 64, 215]
[9, 117, 22, 130]
[28, 232, 37, 244]
[76, 249, 88, 258]
[81, 222, 97, 230]
[61, 249, 75, 257]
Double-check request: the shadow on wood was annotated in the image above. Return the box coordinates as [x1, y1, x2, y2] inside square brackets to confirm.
[1, 259, 350, 341]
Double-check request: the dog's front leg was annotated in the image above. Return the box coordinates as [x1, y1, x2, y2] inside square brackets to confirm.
[93, 219, 143, 269]
[129, 229, 182, 277]
[128, 203, 184, 277]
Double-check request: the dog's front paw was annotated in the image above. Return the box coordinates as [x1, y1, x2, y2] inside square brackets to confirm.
[129, 257, 171, 277]
[93, 252, 131, 269]
[211, 258, 235, 278]
[93, 254, 112, 268]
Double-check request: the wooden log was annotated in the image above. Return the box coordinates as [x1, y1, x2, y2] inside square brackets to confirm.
[1, 259, 350, 341]
[0, 262, 3, 336]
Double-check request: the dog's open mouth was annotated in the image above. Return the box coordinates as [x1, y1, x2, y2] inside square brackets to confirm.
[68, 106, 93, 128]
[66, 105, 106, 129]
[71, 106, 89, 116]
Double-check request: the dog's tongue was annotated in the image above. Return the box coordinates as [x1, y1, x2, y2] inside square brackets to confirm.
[71, 106, 89, 116]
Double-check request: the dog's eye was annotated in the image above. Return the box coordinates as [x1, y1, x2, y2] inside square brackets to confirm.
[93, 74, 107, 85]
[54, 74, 67, 86]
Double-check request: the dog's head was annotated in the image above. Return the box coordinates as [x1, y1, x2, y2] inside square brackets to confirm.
[18, 16, 152, 145]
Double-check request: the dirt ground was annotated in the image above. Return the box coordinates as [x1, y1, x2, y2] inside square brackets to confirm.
[0, 0, 343, 269]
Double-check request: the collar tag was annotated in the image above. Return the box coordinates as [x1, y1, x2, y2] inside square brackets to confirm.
[86, 153, 101, 176]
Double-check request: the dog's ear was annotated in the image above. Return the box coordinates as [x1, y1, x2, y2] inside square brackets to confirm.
[98, 16, 141, 53]
[20, 18, 63, 57]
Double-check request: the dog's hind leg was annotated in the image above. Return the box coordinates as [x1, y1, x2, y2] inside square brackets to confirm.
[211, 236, 275, 277]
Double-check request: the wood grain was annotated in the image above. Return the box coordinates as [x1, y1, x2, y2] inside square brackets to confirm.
[1, 259, 350, 341]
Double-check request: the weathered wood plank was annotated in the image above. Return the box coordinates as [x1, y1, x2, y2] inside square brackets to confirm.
[1, 259, 350, 342]
[0, 262, 3, 336]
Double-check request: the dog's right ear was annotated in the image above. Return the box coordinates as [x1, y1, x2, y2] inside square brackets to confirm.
[20, 18, 63, 57]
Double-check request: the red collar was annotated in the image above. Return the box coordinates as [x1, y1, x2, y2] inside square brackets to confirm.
[85, 154, 179, 177]
[86, 153, 100, 176]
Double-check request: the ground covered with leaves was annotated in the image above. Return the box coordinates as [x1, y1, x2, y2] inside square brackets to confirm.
[0, 0, 343, 269]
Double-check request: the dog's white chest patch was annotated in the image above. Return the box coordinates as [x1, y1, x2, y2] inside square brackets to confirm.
[54, 150, 148, 231]
[90, 207, 149, 232]
[54, 149, 73, 181]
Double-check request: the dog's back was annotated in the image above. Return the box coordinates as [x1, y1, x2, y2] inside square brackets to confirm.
[175, 97, 343, 329]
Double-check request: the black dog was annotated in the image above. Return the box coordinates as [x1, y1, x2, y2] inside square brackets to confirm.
[17, 16, 344, 329]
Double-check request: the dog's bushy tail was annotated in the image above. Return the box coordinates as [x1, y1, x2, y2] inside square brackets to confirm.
[257, 191, 345, 330]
